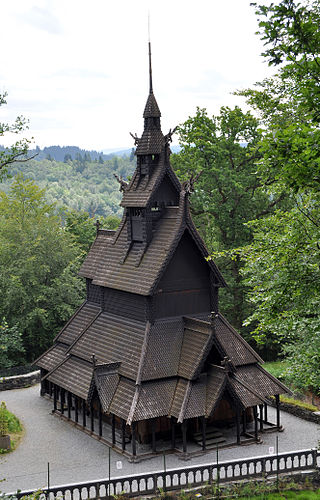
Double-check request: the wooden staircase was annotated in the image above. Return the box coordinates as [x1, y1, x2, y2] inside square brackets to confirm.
[193, 426, 226, 448]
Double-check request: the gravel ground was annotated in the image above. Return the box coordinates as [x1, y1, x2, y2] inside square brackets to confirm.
[0, 384, 319, 494]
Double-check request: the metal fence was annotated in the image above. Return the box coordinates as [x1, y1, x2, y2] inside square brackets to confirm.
[11, 448, 319, 499]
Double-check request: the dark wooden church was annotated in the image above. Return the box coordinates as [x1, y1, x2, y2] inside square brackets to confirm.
[37, 45, 288, 458]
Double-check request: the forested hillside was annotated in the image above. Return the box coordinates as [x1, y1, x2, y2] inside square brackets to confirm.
[0, 154, 135, 217]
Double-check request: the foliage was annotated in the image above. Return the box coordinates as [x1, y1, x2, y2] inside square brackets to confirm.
[241, 194, 320, 391]
[263, 360, 289, 381]
[0, 174, 85, 361]
[0, 93, 33, 178]
[0, 319, 25, 369]
[238, 0, 320, 390]
[63, 209, 120, 253]
[172, 106, 286, 333]
[0, 403, 8, 436]
[0, 154, 134, 218]
[240, 0, 320, 193]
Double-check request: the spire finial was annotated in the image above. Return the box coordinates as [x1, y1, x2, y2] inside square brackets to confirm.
[148, 13, 153, 94]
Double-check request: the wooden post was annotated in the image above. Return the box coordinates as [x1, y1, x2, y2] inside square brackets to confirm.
[67, 392, 72, 420]
[121, 419, 126, 451]
[132, 422, 137, 456]
[201, 416, 206, 451]
[236, 407, 241, 445]
[98, 401, 103, 437]
[112, 414, 116, 446]
[264, 402, 268, 423]
[40, 369, 45, 396]
[151, 418, 156, 452]
[182, 420, 187, 454]
[75, 396, 78, 423]
[82, 400, 86, 428]
[48, 381, 53, 398]
[60, 388, 65, 415]
[275, 394, 281, 429]
[90, 402, 94, 433]
[171, 418, 176, 450]
[259, 404, 264, 431]
[242, 410, 247, 435]
[53, 384, 57, 411]
[253, 406, 259, 441]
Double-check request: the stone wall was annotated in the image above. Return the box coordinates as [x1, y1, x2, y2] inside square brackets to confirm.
[0, 370, 40, 391]
[268, 398, 320, 424]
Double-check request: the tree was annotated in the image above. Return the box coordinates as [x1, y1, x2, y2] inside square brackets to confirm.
[0, 319, 25, 369]
[242, 194, 320, 390]
[64, 209, 121, 253]
[172, 106, 287, 332]
[0, 175, 85, 360]
[0, 93, 34, 177]
[241, 0, 320, 192]
[238, 0, 320, 385]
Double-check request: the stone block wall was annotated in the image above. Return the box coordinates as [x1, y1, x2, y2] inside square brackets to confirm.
[0, 370, 40, 391]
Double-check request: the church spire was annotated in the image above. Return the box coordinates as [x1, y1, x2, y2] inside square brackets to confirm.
[149, 42, 153, 95]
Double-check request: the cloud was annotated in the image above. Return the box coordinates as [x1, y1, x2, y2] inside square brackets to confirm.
[20, 5, 62, 35]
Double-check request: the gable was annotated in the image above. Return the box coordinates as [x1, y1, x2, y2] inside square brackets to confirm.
[157, 230, 210, 292]
[151, 173, 179, 207]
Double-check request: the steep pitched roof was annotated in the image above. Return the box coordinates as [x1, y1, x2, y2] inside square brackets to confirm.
[143, 93, 161, 118]
[120, 152, 181, 207]
[214, 313, 263, 366]
[80, 192, 225, 294]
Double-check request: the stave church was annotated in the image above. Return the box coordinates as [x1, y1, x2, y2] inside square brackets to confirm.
[36, 45, 289, 459]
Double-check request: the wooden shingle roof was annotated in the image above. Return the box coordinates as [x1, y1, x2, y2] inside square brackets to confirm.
[143, 93, 161, 118]
[120, 154, 181, 208]
[68, 311, 146, 380]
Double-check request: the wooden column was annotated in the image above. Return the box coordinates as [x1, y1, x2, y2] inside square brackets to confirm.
[201, 416, 206, 451]
[53, 384, 57, 411]
[90, 402, 94, 433]
[242, 410, 247, 435]
[67, 392, 72, 420]
[60, 388, 65, 415]
[40, 370, 45, 396]
[75, 396, 79, 423]
[259, 404, 264, 431]
[182, 421, 187, 454]
[82, 400, 86, 428]
[112, 414, 116, 446]
[48, 381, 53, 398]
[264, 402, 268, 423]
[253, 406, 259, 441]
[121, 419, 126, 451]
[171, 418, 176, 450]
[132, 422, 137, 456]
[151, 419, 156, 453]
[275, 394, 281, 429]
[98, 401, 103, 437]
[236, 407, 241, 445]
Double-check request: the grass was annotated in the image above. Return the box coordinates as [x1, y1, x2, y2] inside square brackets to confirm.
[279, 395, 318, 412]
[244, 491, 320, 499]
[264, 360, 289, 380]
[0, 404, 24, 454]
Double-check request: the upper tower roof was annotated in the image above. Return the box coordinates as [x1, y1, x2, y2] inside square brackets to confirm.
[143, 93, 161, 118]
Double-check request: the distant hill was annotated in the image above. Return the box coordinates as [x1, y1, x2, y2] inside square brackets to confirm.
[27, 145, 136, 163]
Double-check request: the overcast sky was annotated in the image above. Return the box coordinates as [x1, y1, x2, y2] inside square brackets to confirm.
[1, 0, 274, 152]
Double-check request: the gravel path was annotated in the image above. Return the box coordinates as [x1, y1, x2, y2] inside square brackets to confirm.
[1, 384, 319, 494]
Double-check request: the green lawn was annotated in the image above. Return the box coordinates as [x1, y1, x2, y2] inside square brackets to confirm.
[245, 491, 320, 499]
[263, 360, 289, 380]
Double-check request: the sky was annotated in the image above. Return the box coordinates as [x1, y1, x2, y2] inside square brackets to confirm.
[1, 0, 274, 152]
